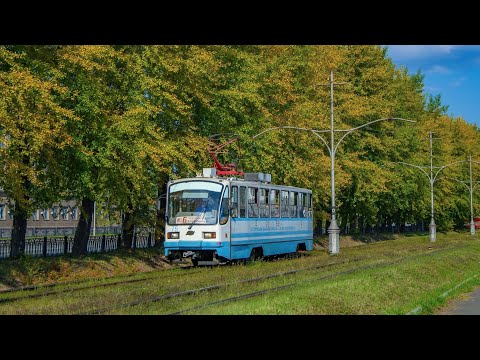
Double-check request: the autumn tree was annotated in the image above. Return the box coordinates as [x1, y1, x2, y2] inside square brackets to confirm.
[0, 46, 75, 257]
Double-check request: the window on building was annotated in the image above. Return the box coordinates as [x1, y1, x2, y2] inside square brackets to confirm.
[70, 207, 77, 221]
[61, 207, 69, 221]
[32, 210, 39, 221]
[52, 206, 59, 221]
[41, 208, 49, 221]
[0, 204, 5, 220]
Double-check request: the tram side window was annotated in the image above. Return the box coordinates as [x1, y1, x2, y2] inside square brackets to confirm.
[307, 193, 312, 218]
[260, 188, 270, 218]
[270, 189, 280, 218]
[290, 192, 297, 218]
[248, 187, 259, 218]
[240, 186, 247, 218]
[231, 186, 238, 218]
[281, 190, 289, 217]
[299, 193, 305, 218]
[220, 186, 229, 225]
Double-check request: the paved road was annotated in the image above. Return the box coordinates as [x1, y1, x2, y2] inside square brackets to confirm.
[438, 287, 480, 315]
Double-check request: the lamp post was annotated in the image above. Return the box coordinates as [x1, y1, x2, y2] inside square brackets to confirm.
[389, 132, 466, 242]
[252, 70, 415, 254]
[438, 154, 480, 236]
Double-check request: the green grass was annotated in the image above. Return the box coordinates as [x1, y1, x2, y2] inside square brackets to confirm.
[0, 247, 168, 289]
[0, 231, 479, 314]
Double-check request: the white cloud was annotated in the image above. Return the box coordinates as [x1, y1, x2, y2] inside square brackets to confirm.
[385, 45, 458, 60]
[451, 76, 467, 88]
[427, 65, 451, 74]
[424, 86, 440, 93]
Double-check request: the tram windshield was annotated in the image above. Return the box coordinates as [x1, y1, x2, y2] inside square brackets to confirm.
[168, 181, 223, 225]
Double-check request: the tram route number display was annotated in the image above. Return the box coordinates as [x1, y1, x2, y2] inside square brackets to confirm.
[176, 215, 207, 224]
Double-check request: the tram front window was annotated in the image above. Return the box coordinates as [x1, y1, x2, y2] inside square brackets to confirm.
[168, 181, 223, 225]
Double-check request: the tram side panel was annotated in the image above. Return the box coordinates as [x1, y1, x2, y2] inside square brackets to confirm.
[230, 183, 313, 259]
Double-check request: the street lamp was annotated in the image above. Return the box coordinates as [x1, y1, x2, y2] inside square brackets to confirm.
[253, 70, 415, 255]
[438, 154, 480, 236]
[389, 132, 466, 242]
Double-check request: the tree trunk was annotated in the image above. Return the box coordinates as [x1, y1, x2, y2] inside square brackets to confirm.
[354, 214, 359, 233]
[11, 204, 28, 258]
[121, 203, 134, 249]
[314, 219, 323, 236]
[72, 198, 94, 255]
[155, 181, 167, 246]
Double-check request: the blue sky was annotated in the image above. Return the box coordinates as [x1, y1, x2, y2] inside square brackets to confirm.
[385, 45, 480, 126]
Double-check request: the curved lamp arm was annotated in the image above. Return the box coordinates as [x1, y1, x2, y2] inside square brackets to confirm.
[432, 160, 468, 182]
[251, 126, 327, 139]
[332, 118, 416, 154]
[310, 130, 332, 156]
[251, 118, 415, 158]
[251, 126, 332, 156]
[388, 161, 431, 181]
[437, 176, 470, 191]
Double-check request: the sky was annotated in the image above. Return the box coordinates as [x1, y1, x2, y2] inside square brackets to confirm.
[385, 45, 480, 126]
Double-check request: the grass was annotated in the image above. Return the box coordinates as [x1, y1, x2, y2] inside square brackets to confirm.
[0, 247, 170, 289]
[0, 231, 479, 314]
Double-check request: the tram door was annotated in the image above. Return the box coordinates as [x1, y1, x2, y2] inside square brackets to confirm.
[219, 185, 231, 257]
[230, 185, 245, 259]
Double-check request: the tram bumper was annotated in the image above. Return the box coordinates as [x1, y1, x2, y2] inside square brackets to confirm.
[164, 240, 229, 262]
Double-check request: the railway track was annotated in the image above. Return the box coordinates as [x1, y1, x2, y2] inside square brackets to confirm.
[0, 263, 201, 304]
[77, 243, 465, 315]
[0, 254, 311, 304]
[0, 242, 468, 314]
[168, 257, 408, 315]
[77, 257, 363, 314]
[0, 250, 342, 304]
[169, 244, 476, 314]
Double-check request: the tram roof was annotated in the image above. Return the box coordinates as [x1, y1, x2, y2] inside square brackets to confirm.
[168, 177, 312, 193]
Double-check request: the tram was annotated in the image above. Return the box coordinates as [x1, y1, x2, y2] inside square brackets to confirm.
[164, 168, 313, 266]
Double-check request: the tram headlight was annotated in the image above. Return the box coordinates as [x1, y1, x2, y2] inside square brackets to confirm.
[167, 232, 179, 239]
[203, 232, 216, 239]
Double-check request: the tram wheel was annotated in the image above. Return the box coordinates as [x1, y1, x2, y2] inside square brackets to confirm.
[249, 248, 257, 262]
[191, 258, 198, 267]
[249, 248, 263, 262]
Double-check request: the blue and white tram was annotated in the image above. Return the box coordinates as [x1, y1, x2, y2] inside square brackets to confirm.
[164, 169, 313, 265]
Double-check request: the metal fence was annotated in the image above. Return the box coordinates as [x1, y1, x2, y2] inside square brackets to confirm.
[0, 226, 122, 239]
[0, 233, 155, 259]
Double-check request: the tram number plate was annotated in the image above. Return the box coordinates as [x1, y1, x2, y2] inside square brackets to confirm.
[183, 251, 196, 258]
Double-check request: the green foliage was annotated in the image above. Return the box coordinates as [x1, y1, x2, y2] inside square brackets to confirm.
[2, 45, 480, 240]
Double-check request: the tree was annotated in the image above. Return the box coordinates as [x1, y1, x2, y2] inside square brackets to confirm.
[0, 46, 75, 257]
